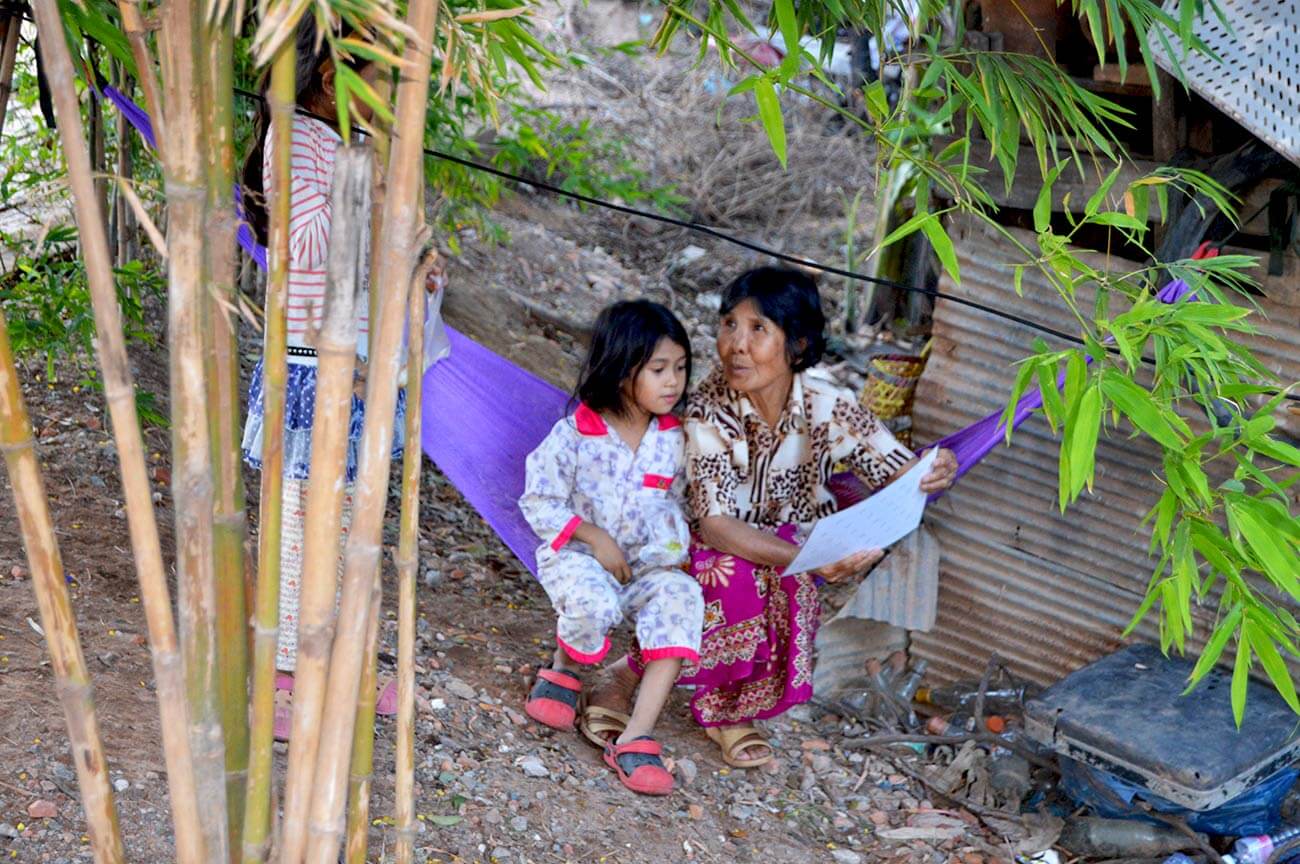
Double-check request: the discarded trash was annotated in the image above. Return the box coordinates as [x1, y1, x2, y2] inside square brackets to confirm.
[916, 682, 1035, 714]
[989, 752, 1033, 806]
[1026, 644, 1300, 812]
[1231, 825, 1300, 864]
[1058, 758, 1298, 837]
[1057, 816, 1206, 857]
[1014, 851, 1060, 864]
[925, 713, 1006, 736]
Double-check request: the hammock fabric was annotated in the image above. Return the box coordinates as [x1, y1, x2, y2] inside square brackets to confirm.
[101, 85, 1206, 576]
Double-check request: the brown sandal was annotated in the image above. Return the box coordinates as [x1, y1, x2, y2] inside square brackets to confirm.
[579, 700, 630, 748]
[705, 724, 773, 769]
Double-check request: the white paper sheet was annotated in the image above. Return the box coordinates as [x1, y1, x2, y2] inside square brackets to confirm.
[785, 448, 937, 576]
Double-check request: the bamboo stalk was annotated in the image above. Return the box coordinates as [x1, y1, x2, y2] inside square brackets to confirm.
[343, 573, 382, 864]
[117, 0, 166, 159]
[394, 245, 430, 864]
[301, 0, 438, 857]
[0, 12, 19, 138]
[202, 10, 249, 860]
[156, 0, 230, 857]
[241, 36, 294, 864]
[88, 43, 109, 226]
[279, 146, 373, 864]
[0, 13, 20, 138]
[116, 63, 135, 268]
[28, 3, 207, 860]
[0, 314, 126, 864]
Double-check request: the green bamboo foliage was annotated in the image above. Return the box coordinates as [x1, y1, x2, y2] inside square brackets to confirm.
[301, 0, 439, 857]
[29, 1, 207, 859]
[242, 34, 295, 864]
[0, 315, 125, 864]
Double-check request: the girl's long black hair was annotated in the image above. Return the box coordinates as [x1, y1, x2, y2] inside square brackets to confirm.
[239, 17, 351, 247]
[574, 300, 692, 418]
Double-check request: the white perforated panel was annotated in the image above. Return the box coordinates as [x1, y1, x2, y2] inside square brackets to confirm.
[1150, 0, 1300, 167]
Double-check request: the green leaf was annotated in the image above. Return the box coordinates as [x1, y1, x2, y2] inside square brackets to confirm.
[1187, 604, 1243, 689]
[1232, 503, 1300, 601]
[428, 815, 464, 827]
[773, 0, 800, 67]
[921, 216, 959, 286]
[1069, 385, 1102, 497]
[1232, 630, 1251, 728]
[1033, 164, 1064, 233]
[1001, 360, 1038, 444]
[1091, 212, 1146, 231]
[1085, 165, 1124, 217]
[1247, 619, 1300, 714]
[1099, 372, 1182, 449]
[753, 79, 787, 169]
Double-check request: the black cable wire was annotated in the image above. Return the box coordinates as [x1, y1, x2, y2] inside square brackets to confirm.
[232, 86, 1300, 404]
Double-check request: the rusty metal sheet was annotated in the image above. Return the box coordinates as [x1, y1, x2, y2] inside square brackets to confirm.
[910, 215, 1300, 686]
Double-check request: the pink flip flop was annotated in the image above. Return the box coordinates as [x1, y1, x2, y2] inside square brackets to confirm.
[375, 679, 399, 717]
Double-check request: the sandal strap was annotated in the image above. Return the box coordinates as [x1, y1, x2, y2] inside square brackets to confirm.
[607, 737, 662, 757]
[537, 667, 581, 691]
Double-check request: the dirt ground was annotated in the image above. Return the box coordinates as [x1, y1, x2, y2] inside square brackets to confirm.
[0, 3, 1024, 862]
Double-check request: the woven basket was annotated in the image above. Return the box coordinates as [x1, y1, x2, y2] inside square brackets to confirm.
[861, 353, 926, 447]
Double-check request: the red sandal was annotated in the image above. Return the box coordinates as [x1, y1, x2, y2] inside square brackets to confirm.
[524, 667, 582, 730]
[603, 736, 674, 796]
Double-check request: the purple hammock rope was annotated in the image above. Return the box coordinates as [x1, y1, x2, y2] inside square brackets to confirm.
[101, 84, 1196, 575]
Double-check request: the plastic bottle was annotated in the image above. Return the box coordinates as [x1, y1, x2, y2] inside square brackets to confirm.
[1232, 825, 1300, 864]
[1058, 817, 1207, 858]
[915, 682, 1033, 713]
[893, 659, 929, 702]
[925, 713, 1006, 736]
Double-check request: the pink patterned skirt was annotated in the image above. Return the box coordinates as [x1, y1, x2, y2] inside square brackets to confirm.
[635, 524, 821, 727]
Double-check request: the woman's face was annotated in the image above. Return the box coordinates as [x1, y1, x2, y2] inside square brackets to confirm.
[717, 298, 792, 395]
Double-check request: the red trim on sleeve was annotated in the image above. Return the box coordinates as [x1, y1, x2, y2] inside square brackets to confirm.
[639, 646, 699, 664]
[643, 474, 674, 491]
[557, 635, 611, 665]
[550, 515, 583, 552]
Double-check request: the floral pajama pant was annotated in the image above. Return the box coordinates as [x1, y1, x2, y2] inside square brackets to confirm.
[536, 550, 704, 666]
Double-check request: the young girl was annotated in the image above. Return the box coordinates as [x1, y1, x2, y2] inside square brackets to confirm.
[240, 19, 447, 739]
[519, 300, 703, 796]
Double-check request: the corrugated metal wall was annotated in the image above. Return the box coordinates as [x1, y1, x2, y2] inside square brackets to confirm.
[910, 215, 1300, 686]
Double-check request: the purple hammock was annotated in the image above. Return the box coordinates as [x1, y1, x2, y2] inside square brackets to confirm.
[101, 85, 1198, 576]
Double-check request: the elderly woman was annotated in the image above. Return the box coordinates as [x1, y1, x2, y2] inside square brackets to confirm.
[583, 267, 957, 767]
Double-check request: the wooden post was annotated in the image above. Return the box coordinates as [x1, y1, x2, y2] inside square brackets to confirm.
[302, 0, 438, 855]
[28, 0, 206, 859]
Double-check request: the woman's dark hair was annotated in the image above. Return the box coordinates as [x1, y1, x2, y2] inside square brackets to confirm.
[720, 266, 826, 372]
[240, 17, 355, 246]
[574, 300, 692, 417]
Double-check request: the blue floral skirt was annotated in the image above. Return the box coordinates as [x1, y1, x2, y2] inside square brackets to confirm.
[241, 358, 406, 484]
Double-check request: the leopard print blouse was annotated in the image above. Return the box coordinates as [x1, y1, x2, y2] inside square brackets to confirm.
[684, 367, 913, 533]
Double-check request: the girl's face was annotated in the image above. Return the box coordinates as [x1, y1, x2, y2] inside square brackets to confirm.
[317, 61, 382, 120]
[627, 337, 688, 417]
[717, 298, 791, 395]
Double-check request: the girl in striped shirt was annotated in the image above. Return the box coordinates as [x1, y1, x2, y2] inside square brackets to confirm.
[239, 19, 447, 739]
